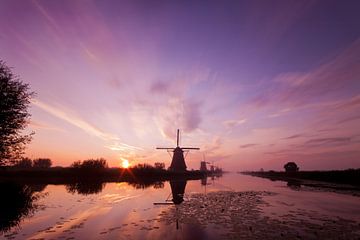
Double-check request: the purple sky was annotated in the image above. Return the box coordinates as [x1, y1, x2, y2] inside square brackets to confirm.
[1, 0, 360, 170]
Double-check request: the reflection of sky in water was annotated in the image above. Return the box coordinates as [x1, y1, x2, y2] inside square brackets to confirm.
[1, 174, 360, 239]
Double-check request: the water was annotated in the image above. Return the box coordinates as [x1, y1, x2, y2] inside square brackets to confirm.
[1, 173, 360, 239]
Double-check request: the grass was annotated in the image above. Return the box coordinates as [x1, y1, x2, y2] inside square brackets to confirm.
[241, 169, 360, 186]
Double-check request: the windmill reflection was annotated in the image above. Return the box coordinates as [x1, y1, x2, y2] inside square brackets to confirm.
[153, 179, 188, 230]
[170, 180, 187, 205]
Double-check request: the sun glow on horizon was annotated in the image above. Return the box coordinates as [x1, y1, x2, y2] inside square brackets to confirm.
[122, 159, 130, 168]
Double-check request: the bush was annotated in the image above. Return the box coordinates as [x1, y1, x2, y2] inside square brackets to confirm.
[154, 162, 165, 170]
[33, 158, 52, 168]
[132, 163, 154, 170]
[71, 158, 108, 169]
[14, 158, 32, 168]
[70, 160, 82, 168]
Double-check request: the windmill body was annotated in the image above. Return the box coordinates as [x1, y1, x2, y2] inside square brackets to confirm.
[156, 129, 200, 172]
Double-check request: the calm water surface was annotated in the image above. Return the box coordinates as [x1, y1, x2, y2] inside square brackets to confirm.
[1, 173, 360, 240]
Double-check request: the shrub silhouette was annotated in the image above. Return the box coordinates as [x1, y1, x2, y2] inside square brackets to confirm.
[284, 162, 299, 173]
[14, 157, 33, 168]
[33, 158, 52, 168]
[70, 158, 108, 169]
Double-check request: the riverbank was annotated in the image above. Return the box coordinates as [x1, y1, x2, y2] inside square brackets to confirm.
[241, 169, 360, 196]
[0, 167, 219, 185]
[241, 169, 360, 186]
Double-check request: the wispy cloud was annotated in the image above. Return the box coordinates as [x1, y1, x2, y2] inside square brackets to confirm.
[250, 38, 360, 109]
[223, 119, 247, 128]
[29, 120, 64, 132]
[155, 98, 202, 140]
[282, 134, 303, 140]
[32, 99, 143, 154]
[106, 143, 143, 152]
[203, 136, 223, 154]
[32, 99, 118, 141]
[336, 115, 360, 124]
[302, 137, 352, 148]
[239, 143, 258, 148]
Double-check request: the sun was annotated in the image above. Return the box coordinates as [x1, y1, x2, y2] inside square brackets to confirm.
[122, 159, 130, 168]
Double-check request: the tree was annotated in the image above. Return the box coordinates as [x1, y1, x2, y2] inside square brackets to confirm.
[70, 160, 82, 168]
[154, 162, 165, 170]
[77, 158, 108, 169]
[284, 162, 299, 173]
[0, 61, 34, 166]
[14, 157, 32, 168]
[33, 158, 52, 168]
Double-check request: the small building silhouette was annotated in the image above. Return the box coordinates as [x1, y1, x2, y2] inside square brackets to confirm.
[284, 162, 299, 172]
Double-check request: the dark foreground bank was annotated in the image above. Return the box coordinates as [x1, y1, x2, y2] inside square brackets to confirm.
[242, 169, 360, 187]
[0, 167, 216, 185]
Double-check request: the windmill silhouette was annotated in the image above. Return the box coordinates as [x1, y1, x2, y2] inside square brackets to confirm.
[156, 129, 200, 172]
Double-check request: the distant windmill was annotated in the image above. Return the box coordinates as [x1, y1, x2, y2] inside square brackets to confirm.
[156, 129, 200, 172]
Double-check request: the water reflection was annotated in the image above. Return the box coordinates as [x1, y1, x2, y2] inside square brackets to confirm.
[0, 182, 45, 233]
[170, 180, 187, 205]
[65, 180, 166, 195]
[286, 179, 301, 190]
[66, 181, 107, 195]
[128, 180, 165, 190]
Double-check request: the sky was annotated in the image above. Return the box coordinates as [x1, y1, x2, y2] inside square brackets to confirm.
[1, 0, 360, 170]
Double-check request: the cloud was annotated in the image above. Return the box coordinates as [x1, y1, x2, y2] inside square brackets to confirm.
[32, 99, 143, 154]
[150, 81, 171, 94]
[223, 119, 247, 128]
[155, 98, 202, 140]
[29, 120, 64, 132]
[333, 94, 360, 110]
[249, 38, 360, 108]
[32, 99, 118, 141]
[106, 143, 143, 152]
[282, 134, 303, 140]
[336, 115, 360, 124]
[239, 143, 258, 148]
[302, 137, 352, 148]
[203, 136, 223, 154]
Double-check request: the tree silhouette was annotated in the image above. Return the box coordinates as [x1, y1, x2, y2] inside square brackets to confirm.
[33, 158, 52, 168]
[284, 162, 299, 173]
[14, 157, 33, 168]
[0, 61, 34, 166]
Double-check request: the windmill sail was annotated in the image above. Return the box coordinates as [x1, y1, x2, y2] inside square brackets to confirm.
[156, 129, 200, 172]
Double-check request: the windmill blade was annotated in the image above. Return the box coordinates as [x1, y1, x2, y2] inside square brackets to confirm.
[156, 147, 175, 150]
[181, 147, 200, 150]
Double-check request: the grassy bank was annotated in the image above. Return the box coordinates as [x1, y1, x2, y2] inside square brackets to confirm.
[242, 169, 360, 187]
[0, 167, 208, 185]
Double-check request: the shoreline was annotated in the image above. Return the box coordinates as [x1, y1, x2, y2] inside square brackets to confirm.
[241, 170, 360, 194]
[0, 167, 222, 185]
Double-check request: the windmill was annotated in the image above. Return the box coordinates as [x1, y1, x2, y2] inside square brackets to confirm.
[200, 153, 211, 171]
[156, 129, 200, 172]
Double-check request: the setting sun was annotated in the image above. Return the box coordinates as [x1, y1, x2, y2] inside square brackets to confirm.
[122, 159, 130, 169]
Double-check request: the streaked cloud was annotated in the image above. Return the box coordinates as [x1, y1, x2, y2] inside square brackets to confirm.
[32, 99, 118, 141]
[223, 119, 247, 129]
[282, 134, 303, 140]
[239, 143, 258, 149]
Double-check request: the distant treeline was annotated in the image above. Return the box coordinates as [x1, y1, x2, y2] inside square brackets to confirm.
[0, 158, 206, 184]
[242, 169, 360, 186]
[12, 158, 52, 169]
